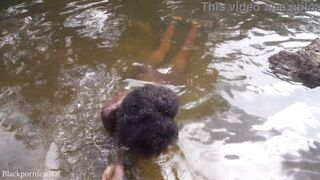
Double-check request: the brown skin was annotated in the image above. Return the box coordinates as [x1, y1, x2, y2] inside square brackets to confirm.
[101, 23, 199, 180]
[102, 163, 124, 180]
[101, 151, 124, 180]
[101, 91, 128, 133]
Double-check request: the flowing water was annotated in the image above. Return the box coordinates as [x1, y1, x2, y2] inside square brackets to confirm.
[0, 0, 320, 179]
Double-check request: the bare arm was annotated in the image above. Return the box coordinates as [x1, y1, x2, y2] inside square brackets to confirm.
[101, 92, 127, 180]
[101, 151, 124, 180]
[101, 163, 124, 180]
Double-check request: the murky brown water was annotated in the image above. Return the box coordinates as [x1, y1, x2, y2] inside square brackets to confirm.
[1, 0, 320, 179]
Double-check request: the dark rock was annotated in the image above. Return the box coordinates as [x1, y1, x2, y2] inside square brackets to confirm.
[269, 38, 320, 88]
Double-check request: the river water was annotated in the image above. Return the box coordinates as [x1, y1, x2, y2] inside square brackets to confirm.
[0, 0, 320, 179]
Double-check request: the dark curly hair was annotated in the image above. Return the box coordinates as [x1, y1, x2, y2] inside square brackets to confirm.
[115, 84, 179, 155]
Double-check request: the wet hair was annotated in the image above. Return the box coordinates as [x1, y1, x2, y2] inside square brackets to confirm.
[115, 84, 179, 155]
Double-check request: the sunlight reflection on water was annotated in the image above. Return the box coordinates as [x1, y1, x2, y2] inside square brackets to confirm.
[0, 0, 320, 179]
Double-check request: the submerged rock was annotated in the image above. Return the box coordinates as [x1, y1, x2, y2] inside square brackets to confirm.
[269, 38, 320, 88]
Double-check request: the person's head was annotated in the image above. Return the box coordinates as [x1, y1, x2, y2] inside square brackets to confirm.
[115, 84, 179, 156]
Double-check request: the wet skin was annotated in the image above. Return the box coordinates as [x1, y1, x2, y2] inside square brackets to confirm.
[101, 23, 198, 180]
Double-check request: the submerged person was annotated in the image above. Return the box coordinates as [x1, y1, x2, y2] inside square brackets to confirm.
[101, 21, 199, 180]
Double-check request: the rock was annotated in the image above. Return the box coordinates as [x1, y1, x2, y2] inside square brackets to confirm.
[269, 38, 320, 88]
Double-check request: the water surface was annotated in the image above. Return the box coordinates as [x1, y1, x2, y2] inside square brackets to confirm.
[0, 0, 320, 179]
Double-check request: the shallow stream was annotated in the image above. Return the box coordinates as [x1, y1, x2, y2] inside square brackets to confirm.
[0, 0, 320, 179]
